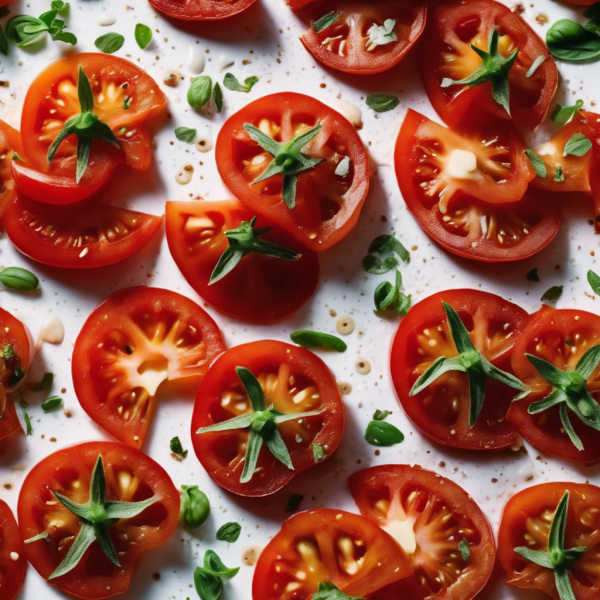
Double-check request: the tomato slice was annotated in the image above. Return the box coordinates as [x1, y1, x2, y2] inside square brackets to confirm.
[0, 120, 24, 218]
[148, 0, 258, 20]
[508, 307, 600, 464]
[21, 53, 166, 176]
[18, 441, 180, 600]
[216, 92, 370, 251]
[419, 0, 557, 128]
[349, 465, 496, 600]
[252, 508, 413, 599]
[293, 1, 427, 75]
[3, 193, 162, 269]
[191, 340, 344, 497]
[498, 482, 600, 600]
[73, 287, 226, 449]
[391, 289, 529, 451]
[0, 500, 27, 600]
[165, 199, 320, 323]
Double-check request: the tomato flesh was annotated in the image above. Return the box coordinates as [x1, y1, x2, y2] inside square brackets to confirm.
[498, 482, 600, 600]
[191, 340, 344, 497]
[148, 0, 258, 21]
[0, 500, 27, 600]
[391, 289, 529, 451]
[0, 120, 24, 218]
[350, 465, 496, 600]
[252, 508, 413, 599]
[18, 441, 180, 600]
[73, 287, 226, 449]
[216, 92, 370, 251]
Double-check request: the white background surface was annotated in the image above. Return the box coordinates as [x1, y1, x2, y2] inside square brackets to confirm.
[1, 0, 600, 599]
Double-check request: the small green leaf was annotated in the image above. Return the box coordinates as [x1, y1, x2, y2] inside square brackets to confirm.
[290, 331, 347, 352]
[216, 522, 241, 543]
[203, 550, 239, 579]
[170, 436, 188, 458]
[193, 567, 222, 600]
[551, 100, 584, 125]
[564, 133, 592, 157]
[41, 396, 62, 412]
[525, 149, 547, 178]
[366, 93, 399, 113]
[180, 485, 210, 529]
[311, 11, 340, 34]
[373, 409, 389, 421]
[459, 538, 470, 561]
[541, 285, 563, 304]
[362, 255, 398, 275]
[368, 234, 410, 261]
[313, 582, 362, 600]
[134, 23, 152, 49]
[213, 82, 223, 113]
[366, 19, 397, 48]
[94, 32, 124, 54]
[188, 75, 212, 109]
[313, 443, 326, 462]
[223, 73, 258, 93]
[365, 421, 404, 447]
[395, 292, 411, 316]
[286, 494, 303, 513]
[527, 268, 540, 282]
[547, 19, 600, 62]
[175, 127, 197, 144]
[30, 372, 53, 392]
[22, 409, 33, 436]
[555, 166, 564, 182]
[0, 267, 39, 292]
[588, 269, 600, 296]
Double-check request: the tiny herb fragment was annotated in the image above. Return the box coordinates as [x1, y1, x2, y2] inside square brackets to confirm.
[551, 100, 584, 126]
[369, 234, 410, 261]
[525, 149, 547, 178]
[0, 24, 7, 56]
[170, 436, 188, 459]
[362, 255, 398, 275]
[290, 331, 347, 353]
[175, 127, 197, 144]
[373, 409, 390, 421]
[213, 82, 223, 113]
[459, 538, 470, 561]
[94, 32, 124, 54]
[313, 443, 326, 462]
[41, 396, 63, 412]
[311, 11, 340, 34]
[564, 133, 592, 157]
[223, 73, 258, 93]
[527, 268, 540, 282]
[588, 269, 600, 296]
[366, 19, 397, 50]
[188, 75, 213, 110]
[216, 522, 241, 543]
[313, 582, 362, 600]
[181, 485, 210, 529]
[286, 494, 303, 513]
[30, 372, 53, 392]
[555, 166, 564, 182]
[366, 93, 399, 113]
[0, 266, 39, 291]
[541, 285, 563, 304]
[134, 23, 152, 49]
[374, 270, 408, 315]
[22, 409, 33, 435]
[365, 420, 404, 447]
[526, 55, 546, 78]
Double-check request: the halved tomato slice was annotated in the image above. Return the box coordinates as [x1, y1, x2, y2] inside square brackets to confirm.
[391, 289, 529, 451]
[0, 500, 27, 600]
[148, 0, 258, 21]
[72, 287, 226, 448]
[0, 120, 24, 218]
[350, 465, 496, 600]
[165, 199, 320, 323]
[3, 193, 162, 269]
[293, 1, 427, 75]
[252, 508, 413, 599]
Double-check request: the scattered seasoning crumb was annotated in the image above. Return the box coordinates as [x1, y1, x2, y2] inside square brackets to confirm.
[242, 546, 261, 566]
[329, 310, 337, 317]
[336, 316, 355, 335]
[176, 165, 194, 185]
[337, 382, 352, 395]
[152, 573, 161, 581]
[355, 359, 371, 375]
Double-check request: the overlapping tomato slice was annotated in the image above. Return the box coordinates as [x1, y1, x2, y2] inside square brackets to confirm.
[0, 120, 24, 218]
[149, 0, 258, 21]
[0, 500, 27, 600]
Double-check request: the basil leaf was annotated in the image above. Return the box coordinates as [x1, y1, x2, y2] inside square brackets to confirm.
[213, 82, 223, 113]
[5, 16, 48, 46]
[223, 73, 258, 93]
[564, 133, 592, 157]
[527, 268, 540, 282]
[193, 567, 221, 600]
[170, 436, 188, 458]
[188, 75, 212, 109]
[368, 234, 410, 261]
[547, 19, 600, 61]
[41, 396, 62, 412]
[0, 267, 39, 291]
[525, 149, 547, 178]
[365, 421, 404, 447]
[134, 23, 152, 49]
[395, 292, 411, 316]
[94, 32, 124, 54]
[290, 331, 347, 352]
[22, 409, 33, 436]
[373, 409, 390, 421]
[459, 538, 470, 560]
[286, 494, 303, 513]
[181, 485, 210, 529]
[363, 255, 398, 275]
[313, 582, 362, 600]
[216, 522, 241, 543]
[366, 93, 399, 113]
[31, 372, 53, 392]
[175, 127, 197, 144]
[551, 99, 584, 125]
[203, 550, 239, 579]
[313, 443, 326, 462]
[588, 269, 600, 295]
[311, 11, 340, 34]
[374, 270, 402, 311]
[541, 285, 563, 304]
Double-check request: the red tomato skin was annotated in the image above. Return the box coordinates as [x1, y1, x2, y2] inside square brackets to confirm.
[149, 0, 258, 20]
[73, 287, 227, 448]
[297, 2, 427, 75]
[419, 0, 557, 128]
[391, 289, 528, 451]
[0, 500, 27, 600]
[350, 465, 496, 600]
[191, 340, 345, 497]
[508, 306, 600, 464]
[252, 508, 413, 599]
[3, 193, 162, 269]
[215, 92, 370, 252]
[18, 441, 180, 600]
[0, 396, 22, 441]
[498, 482, 600, 600]
[0, 120, 24, 218]
[166, 199, 320, 323]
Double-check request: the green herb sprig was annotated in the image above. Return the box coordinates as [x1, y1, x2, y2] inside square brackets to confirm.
[194, 550, 239, 600]
[6, 1, 76, 48]
[547, 6, 600, 62]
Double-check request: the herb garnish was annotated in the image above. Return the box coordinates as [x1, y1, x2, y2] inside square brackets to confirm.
[547, 6, 600, 62]
[181, 485, 210, 529]
[563, 133, 592, 158]
[134, 23, 152, 49]
[541, 285, 563, 304]
[194, 550, 239, 600]
[366, 93, 399, 113]
[170, 436, 188, 459]
[311, 12, 340, 34]
[223, 73, 258, 93]
[588, 269, 600, 295]
[365, 420, 404, 447]
[0, 266, 39, 291]
[175, 127, 197, 144]
[41, 396, 62, 412]
[459, 538, 471, 561]
[366, 19, 397, 50]
[6, 1, 76, 48]
[313, 442, 326, 462]
[30, 372, 53, 392]
[551, 100, 584, 126]
[216, 522, 241, 543]
[525, 149, 547, 178]
[94, 32, 124, 54]
[290, 331, 347, 352]
[188, 75, 213, 110]
[313, 583, 362, 600]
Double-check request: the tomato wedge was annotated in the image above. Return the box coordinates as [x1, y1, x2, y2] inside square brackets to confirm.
[420, 0, 557, 128]
[191, 340, 344, 497]
[0, 500, 27, 600]
[0, 120, 24, 218]
[350, 465, 496, 600]
[165, 199, 320, 323]
[391, 289, 529, 451]
[73, 287, 226, 449]
[498, 482, 600, 600]
[21, 53, 166, 176]
[508, 307, 600, 464]
[252, 508, 413, 599]
[148, 0, 258, 21]
[292, 1, 427, 75]
[3, 193, 162, 269]
[216, 92, 370, 251]
[18, 441, 180, 600]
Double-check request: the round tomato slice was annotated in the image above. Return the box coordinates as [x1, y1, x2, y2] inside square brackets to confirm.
[0, 120, 24, 218]
[391, 289, 529, 451]
[508, 307, 600, 464]
[18, 441, 180, 600]
[149, 0, 257, 20]
[21, 53, 166, 176]
[420, 0, 557, 128]
[165, 199, 320, 324]
[216, 92, 370, 252]
[191, 340, 344, 497]
[0, 500, 27, 600]
[498, 482, 600, 600]
[349, 465, 495, 600]
[252, 508, 413, 599]
[73, 287, 226, 449]
[294, 1, 427, 75]
[3, 193, 162, 269]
